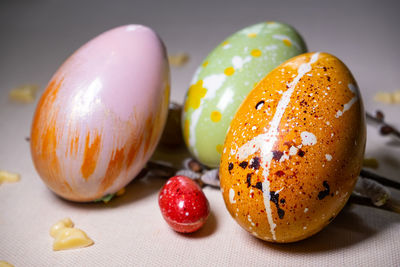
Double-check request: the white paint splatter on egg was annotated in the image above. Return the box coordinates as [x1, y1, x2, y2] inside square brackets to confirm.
[289, 146, 298, 156]
[232, 56, 252, 69]
[301, 131, 317, 146]
[229, 188, 236, 204]
[236, 53, 320, 240]
[203, 74, 226, 99]
[335, 83, 359, 118]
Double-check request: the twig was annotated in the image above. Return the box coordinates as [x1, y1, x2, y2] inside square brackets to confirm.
[360, 169, 400, 190]
[349, 194, 400, 214]
[366, 111, 400, 140]
[147, 159, 219, 188]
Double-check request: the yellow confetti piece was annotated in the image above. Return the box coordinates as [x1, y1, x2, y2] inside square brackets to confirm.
[168, 53, 189, 67]
[247, 33, 257, 38]
[0, 170, 20, 184]
[0, 260, 14, 267]
[202, 61, 209, 67]
[374, 90, 400, 104]
[9, 84, 39, 103]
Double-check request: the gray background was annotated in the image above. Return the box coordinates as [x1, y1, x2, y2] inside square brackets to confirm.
[0, 0, 399, 266]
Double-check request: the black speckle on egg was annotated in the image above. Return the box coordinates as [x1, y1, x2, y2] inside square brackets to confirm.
[246, 173, 252, 188]
[228, 162, 233, 173]
[318, 181, 330, 200]
[253, 182, 263, 191]
[272, 150, 283, 161]
[249, 157, 260, 169]
[255, 100, 265, 110]
[239, 161, 248, 169]
[270, 191, 285, 219]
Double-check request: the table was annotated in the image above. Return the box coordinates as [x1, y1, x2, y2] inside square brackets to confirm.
[1, 0, 399, 266]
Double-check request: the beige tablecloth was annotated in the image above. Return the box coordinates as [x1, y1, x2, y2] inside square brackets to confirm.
[1, 1, 399, 266]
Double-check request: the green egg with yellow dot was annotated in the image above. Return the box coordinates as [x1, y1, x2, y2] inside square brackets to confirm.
[182, 22, 307, 167]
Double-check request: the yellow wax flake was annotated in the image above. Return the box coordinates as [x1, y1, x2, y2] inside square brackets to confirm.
[363, 158, 379, 169]
[0, 170, 20, 184]
[374, 90, 400, 104]
[283, 39, 292, 47]
[184, 80, 207, 111]
[50, 218, 74, 237]
[211, 111, 222, 122]
[116, 187, 125, 196]
[50, 218, 94, 251]
[394, 90, 400, 103]
[202, 61, 209, 67]
[168, 53, 189, 67]
[216, 144, 223, 154]
[184, 119, 190, 145]
[247, 33, 257, 38]
[9, 84, 39, 103]
[0, 261, 14, 267]
[221, 41, 229, 47]
[224, 67, 235, 76]
[266, 21, 275, 24]
[251, 49, 262, 57]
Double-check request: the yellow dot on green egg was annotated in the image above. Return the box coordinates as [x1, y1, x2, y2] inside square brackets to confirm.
[253, 82, 258, 88]
[266, 21, 275, 24]
[224, 67, 235, 76]
[216, 144, 223, 154]
[251, 49, 262, 57]
[211, 110, 222, 122]
[184, 80, 207, 112]
[202, 61, 209, 67]
[283, 39, 292, 47]
[247, 33, 257, 38]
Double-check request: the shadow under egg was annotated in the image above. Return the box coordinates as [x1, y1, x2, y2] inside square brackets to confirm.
[175, 210, 218, 239]
[251, 203, 399, 253]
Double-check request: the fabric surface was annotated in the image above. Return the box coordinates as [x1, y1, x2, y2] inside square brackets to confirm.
[0, 0, 399, 266]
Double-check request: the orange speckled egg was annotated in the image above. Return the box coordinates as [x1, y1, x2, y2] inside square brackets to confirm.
[220, 52, 366, 243]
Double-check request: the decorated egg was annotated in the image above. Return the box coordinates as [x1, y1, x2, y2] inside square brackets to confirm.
[182, 22, 307, 167]
[158, 175, 210, 233]
[31, 25, 170, 202]
[220, 52, 366, 243]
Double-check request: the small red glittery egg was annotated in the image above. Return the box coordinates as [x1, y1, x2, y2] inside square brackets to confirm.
[158, 176, 210, 233]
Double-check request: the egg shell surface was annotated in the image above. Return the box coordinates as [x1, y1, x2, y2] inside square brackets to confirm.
[31, 25, 170, 202]
[220, 52, 366, 243]
[158, 175, 210, 233]
[182, 21, 307, 167]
